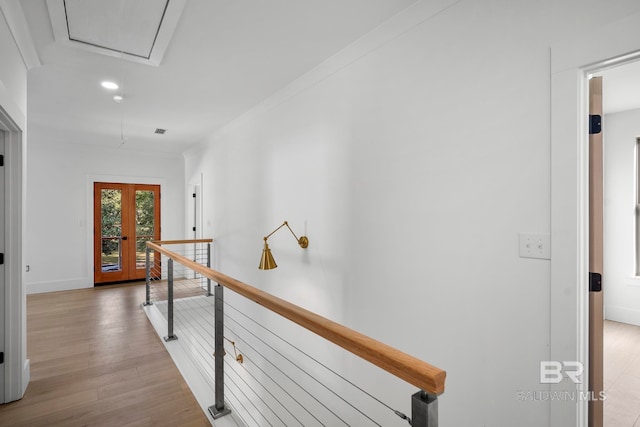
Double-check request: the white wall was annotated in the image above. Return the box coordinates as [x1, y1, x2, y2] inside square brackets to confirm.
[603, 108, 640, 325]
[25, 135, 185, 294]
[184, 1, 640, 426]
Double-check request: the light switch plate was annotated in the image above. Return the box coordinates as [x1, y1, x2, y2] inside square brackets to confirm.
[519, 233, 551, 260]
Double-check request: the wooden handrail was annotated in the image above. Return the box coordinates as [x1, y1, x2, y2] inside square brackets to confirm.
[147, 241, 446, 395]
[151, 239, 214, 245]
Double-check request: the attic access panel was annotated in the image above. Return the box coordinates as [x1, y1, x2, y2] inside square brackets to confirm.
[47, 0, 186, 66]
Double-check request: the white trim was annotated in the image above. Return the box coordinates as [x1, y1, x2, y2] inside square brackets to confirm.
[624, 276, 640, 287]
[21, 359, 29, 395]
[149, 0, 187, 66]
[0, 0, 41, 69]
[551, 11, 640, 427]
[636, 139, 640, 276]
[0, 100, 26, 403]
[0, 80, 25, 131]
[605, 305, 640, 326]
[27, 278, 92, 295]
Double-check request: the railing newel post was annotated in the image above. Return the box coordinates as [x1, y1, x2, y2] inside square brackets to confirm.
[209, 283, 231, 419]
[164, 258, 178, 342]
[411, 390, 438, 427]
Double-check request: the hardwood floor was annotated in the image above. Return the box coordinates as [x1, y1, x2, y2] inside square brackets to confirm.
[604, 319, 640, 426]
[0, 283, 211, 426]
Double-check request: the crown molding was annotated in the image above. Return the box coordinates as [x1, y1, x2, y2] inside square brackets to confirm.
[0, 0, 41, 70]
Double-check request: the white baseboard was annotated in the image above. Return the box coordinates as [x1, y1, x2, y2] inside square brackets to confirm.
[605, 305, 640, 327]
[22, 359, 29, 396]
[26, 278, 92, 294]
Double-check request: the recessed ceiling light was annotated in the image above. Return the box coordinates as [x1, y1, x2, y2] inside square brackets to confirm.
[101, 81, 119, 90]
[113, 95, 123, 102]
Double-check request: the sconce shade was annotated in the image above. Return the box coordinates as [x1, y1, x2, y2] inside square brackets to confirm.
[259, 221, 308, 270]
[259, 242, 277, 270]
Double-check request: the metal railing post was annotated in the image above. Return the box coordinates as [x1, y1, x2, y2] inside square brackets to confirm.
[209, 284, 231, 419]
[164, 259, 178, 342]
[411, 391, 438, 427]
[193, 241, 198, 280]
[206, 243, 212, 296]
[143, 246, 153, 306]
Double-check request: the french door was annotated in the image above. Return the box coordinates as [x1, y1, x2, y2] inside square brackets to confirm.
[94, 182, 160, 284]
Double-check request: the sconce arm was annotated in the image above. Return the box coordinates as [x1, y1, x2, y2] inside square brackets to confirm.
[263, 221, 309, 248]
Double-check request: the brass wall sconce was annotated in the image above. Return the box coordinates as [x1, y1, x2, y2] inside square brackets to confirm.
[259, 221, 309, 270]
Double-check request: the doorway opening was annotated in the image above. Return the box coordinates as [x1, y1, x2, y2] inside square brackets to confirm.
[94, 182, 160, 284]
[589, 59, 640, 426]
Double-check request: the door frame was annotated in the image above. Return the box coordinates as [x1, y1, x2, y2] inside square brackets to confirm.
[87, 175, 166, 285]
[0, 129, 5, 404]
[0, 102, 27, 403]
[550, 12, 640, 427]
[587, 76, 604, 427]
[94, 182, 161, 284]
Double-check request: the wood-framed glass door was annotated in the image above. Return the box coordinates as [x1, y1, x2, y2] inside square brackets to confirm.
[94, 182, 160, 284]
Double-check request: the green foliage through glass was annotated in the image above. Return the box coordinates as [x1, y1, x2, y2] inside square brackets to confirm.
[101, 189, 122, 270]
[136, 190, 155, 268]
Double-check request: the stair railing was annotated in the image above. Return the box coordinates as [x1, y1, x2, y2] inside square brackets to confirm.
[146, 239, 445, 426]
[143, 238, 213, 341]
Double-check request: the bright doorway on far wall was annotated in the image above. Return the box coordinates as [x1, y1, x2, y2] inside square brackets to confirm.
[93, 182, 160, 284]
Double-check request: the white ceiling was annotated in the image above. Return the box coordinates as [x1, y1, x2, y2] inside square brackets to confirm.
[20, 0, 417, 153]
[64, 0, 167, 59]
[19, 0, 640, 154]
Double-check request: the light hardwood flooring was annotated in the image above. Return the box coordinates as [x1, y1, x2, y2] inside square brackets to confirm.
[0, 283, 210, 427]
[605, 319, 640, 426]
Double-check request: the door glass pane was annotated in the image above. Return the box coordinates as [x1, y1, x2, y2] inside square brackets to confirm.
[101, 189, 122, 272]
[136, 190, 155, 269]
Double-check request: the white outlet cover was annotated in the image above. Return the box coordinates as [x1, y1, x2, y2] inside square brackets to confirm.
[519, 232, 551, 260]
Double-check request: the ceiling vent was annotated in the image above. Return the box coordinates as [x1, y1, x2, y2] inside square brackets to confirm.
[154, 128, 167, 135]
